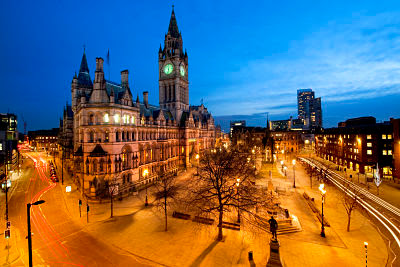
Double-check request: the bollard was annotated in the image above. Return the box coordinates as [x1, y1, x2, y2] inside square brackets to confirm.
[248, 251, 253, 261]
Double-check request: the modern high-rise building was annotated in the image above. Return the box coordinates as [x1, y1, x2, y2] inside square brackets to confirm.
[297, 89, 322, 129]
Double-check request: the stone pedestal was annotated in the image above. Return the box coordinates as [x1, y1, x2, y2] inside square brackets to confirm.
[267, 238, 283, 267]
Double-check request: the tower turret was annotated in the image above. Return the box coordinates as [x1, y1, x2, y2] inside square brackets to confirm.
[159, 6, 189, 122]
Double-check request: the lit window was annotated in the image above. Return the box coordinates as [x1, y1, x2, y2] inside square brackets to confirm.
[114, 114, 120, 123]
[104, 113, 109, 123]
[0, 143, 2, 150]
[127, 115, 130, 124]
[122, 115, 127, 124]
[388, 135, 392, 139]
[131, 116, 135, 124]
[367, 135, 372, 139]
[367, 150, 372, 155]
[367, 142, 372, 147]
[382, 150, 387, 155]
[388, 150, 392, 155]
[382, 134, 387, 139]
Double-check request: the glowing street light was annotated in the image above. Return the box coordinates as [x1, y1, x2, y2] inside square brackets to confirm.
[27, 200, 45, 267]
[319, 184, 326, 237]
[195, 153, 200, 175]
[143, 169, 149, 206]
[236, 178, 241, 223]
[292, 159, 296, 188]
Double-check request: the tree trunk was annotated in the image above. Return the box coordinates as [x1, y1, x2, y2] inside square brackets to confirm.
[164, 195, 168, 231]
[377, 186, 379, 196]
[347, 212, 351, 232]
[217, 208, 223, 241]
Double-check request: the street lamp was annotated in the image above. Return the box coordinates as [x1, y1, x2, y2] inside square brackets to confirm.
[319, 184, 326, 237]
[283, 166, 287, 176]
[195, 153, 199, 175]
[143, 169, 149, 206]
[364, 242, 368, 267]
[280, 160, 284, 171]
[27, 200, 45, 267]
[292, 159, 296, 188]
[236, 178, 240, 223]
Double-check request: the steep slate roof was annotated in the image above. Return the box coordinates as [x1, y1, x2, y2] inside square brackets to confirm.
[77, 52, 93, 87]
[139, 103, 174, 122]
[168, 9, 180, 38]
[105, 80, 125, 102]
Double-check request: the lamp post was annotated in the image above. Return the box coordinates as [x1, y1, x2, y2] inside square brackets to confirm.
[195, 153, 199, 175]
[319, 184, 326, 237]
[27, 200, 45, 267]
[143, 169, 149, 206]
[236, 178, 240, 223]
[283, 166, 287, 177]
[280, 160, 284, 172]
[61, 147, 64, 185]
[364, 242, 368, 267]
[292, 159, 296, 188]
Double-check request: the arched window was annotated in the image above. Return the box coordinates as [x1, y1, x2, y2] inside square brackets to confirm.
[89, 132, 94, 143]
[116, 131, 120, 142]
[104, 113, 109, 123]
[89, 114, 94, 125]
[105, 131, 109, 142]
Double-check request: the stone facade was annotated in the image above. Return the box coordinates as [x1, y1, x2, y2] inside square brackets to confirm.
[69, 9, 215, 197]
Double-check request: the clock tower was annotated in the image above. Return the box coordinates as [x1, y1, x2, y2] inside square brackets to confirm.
[159, 7, 189, 122]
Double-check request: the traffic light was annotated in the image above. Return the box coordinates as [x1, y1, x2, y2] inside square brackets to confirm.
[5, 229, 10, 239]
[87, 204, 89, 212]
[79, 199, 82, 206]
[6, 221, 10, 228]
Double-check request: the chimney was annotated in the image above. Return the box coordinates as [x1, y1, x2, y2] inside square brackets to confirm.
[143, 91, 148, 108]
[96, 57, 104, 71]
[121, 70, 129, 87]
[95, 57, 104, 82]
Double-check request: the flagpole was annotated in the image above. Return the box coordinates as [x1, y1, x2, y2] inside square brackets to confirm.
[107, 49, 110, 80]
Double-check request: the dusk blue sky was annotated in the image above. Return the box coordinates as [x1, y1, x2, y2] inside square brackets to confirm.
[1, 0, 400, 132]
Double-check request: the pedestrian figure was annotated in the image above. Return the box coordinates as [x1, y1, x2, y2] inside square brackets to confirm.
[269, 216, 278, 240]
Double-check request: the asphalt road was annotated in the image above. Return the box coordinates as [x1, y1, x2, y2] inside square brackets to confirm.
[2, 151, 152, 267]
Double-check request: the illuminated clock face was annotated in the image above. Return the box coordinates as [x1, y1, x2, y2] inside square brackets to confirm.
[163, 64, 173, 75]
[180, 65, 185, 76]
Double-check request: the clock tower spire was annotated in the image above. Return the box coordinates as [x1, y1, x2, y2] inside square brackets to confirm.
[159, 6, 189, 122]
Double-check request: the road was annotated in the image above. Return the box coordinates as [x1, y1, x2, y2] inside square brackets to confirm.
[300, 157, 400, 267]
[1, 151, 152, 266]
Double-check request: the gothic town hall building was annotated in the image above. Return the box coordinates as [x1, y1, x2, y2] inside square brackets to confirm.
[67, 9, 215, 197]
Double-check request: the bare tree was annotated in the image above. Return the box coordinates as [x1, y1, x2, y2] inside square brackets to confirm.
[342, 182, 361, 232]
[153, 169, 179, 231]
[187, 147, 266, 241]
[107, 177, 119, 218]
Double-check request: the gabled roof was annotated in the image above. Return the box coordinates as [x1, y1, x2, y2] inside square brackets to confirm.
[90, 144, 108, 157]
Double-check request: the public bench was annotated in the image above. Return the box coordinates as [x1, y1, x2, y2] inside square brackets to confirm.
[172, 211, 191, 220]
